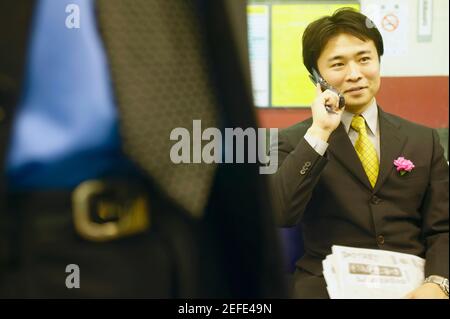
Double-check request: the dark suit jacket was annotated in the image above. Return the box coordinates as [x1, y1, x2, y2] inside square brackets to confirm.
[271, 107, 449, 296]
[0, 0, 286, 298]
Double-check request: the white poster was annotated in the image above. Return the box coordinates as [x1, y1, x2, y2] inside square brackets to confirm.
[247, 5, 270, 107]
[418, 0, 433, 42]
[362, 0, 410, 57]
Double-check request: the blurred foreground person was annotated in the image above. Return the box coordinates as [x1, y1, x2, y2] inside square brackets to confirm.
[0, 0, 286, 298]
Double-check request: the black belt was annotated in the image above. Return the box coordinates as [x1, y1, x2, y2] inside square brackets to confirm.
[0, 178, 184, 298]
[4, 178, 152, 243]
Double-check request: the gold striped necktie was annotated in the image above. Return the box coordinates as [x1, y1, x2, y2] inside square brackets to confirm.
[351, 115, 379, 188]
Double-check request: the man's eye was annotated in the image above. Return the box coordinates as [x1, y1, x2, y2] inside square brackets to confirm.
[360, 57, 371, 63]
[331, 63, 344, 68]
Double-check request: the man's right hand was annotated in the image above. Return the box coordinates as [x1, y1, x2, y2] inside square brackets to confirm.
[307, 83, 345, 142]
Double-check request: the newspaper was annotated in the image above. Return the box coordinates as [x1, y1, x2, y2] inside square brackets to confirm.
[322, 245, 425, 299]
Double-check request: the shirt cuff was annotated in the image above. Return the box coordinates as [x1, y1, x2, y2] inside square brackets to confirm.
[304, 132, 329, 156]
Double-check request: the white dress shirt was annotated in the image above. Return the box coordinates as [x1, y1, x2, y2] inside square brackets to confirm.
[304, 99, 380, 160]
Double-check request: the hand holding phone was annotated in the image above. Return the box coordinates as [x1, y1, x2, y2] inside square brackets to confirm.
[306, 68, 345, 142]
[309, 68, 345, 113]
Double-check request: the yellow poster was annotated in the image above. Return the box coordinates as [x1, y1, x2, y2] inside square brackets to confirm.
[271, 3, 360, 107]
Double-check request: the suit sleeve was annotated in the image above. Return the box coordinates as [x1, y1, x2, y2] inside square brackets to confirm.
[421, 129, 449, 278]
[269, 129, 328, 227]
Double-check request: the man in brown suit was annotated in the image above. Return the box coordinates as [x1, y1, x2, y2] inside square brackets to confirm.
[270, 8, 449, 298]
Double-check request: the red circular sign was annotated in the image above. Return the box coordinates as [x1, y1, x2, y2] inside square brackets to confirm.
[382, 14, 399, 32]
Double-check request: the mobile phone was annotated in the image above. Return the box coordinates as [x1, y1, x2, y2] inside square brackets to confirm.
[309, 68, 345, 112]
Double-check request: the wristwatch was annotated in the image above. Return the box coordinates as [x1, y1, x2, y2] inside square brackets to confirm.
[424, 275, 449, 296]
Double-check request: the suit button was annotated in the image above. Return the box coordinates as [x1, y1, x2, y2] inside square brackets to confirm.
[371, 195, 381, 205]
[300, 169, 306, 175]
[377, 235, 385, 245]
[301, 162, 311, 172]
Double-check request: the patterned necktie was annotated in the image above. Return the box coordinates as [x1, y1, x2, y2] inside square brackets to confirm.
[96, 0, 220, 218]
[351, 115, 379, 188]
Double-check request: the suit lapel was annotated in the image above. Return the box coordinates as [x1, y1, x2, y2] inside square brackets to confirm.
[328, 107, 408, 192]
[0, 0, 36, 180]
[328, 122, 373, 190]
[0, 0, 35, 93]
[373, 108, 408, 193]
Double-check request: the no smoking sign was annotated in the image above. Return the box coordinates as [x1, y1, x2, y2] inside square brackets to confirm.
[382, 13, 399, 32]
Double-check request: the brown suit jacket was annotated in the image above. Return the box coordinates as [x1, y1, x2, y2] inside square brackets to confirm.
[271, 107, 449, 296]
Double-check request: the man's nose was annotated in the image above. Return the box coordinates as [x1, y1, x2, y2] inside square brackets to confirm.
[346, 62, 363, 81]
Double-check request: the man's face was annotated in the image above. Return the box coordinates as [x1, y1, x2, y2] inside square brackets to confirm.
[317, 33, 381, 114]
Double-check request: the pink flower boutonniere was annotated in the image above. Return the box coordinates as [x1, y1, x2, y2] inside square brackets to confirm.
[393, 157, 415, 176]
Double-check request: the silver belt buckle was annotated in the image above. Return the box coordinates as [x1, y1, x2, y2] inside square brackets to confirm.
[72, 180, 150, 242]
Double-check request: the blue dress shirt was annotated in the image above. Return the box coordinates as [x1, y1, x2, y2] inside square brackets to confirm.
[6, 0, 136, 190]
